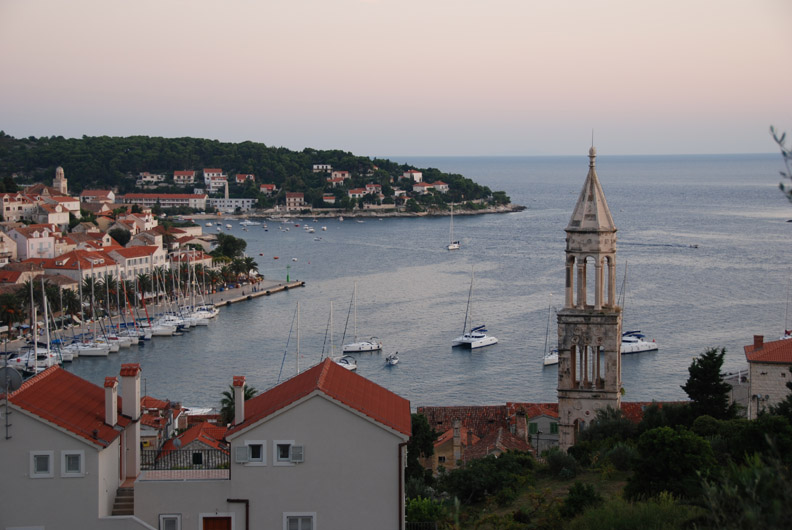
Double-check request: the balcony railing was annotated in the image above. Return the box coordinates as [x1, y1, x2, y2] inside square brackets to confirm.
[140, 448, 230, 480]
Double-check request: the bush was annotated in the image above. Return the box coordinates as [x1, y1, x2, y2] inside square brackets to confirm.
[437, 451, 534, 504]
[405, 496, 447, 523]
[496, 486, 518, 507]
[545, 448, 578, 478]
[567, 494, 702, 530]
[560, 481, 603, 518]
[600, 442, 637, 471]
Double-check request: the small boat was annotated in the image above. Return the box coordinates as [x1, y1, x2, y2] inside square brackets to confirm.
[259, 253, 264, 256]
[226, 224, 232, 229]
[314, 237, 322, 241]
[273, 256, 279, 260]
[240, 219, 261, 226]
[620, 331, 658, 354]
[333, 355, 357, 371]
[217, 226, 222, 231]
[543, 349, 559, 366]
[292, 257, 298, 262]
[447, 204, 460, 251]
[452, 270, 498, 349]
[542, 297, 558, 366]
[206, 222, 213, 227]
[321, 226, 327, 231]
[342, 283, 382, 352]
[385, 352, 399, 366]
[338, 216, 344, 222]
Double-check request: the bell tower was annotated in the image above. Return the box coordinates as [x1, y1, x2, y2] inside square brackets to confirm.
[557, 147, 622, 451]
[53, 166, 68, 195]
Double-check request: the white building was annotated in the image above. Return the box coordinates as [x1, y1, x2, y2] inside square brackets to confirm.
[0, 364, 147, 529]
[285, 192, 306, 212]
[8, 226, 56, 260]
[744, 335, 792, 419]
[208, 197, 256, 213]
[174, 170, 196, 186]
[122, 193, 208, 210]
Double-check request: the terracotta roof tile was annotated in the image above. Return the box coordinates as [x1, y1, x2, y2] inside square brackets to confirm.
[227, 358, 411, 437]
[745, 336, 792, 364]
[7, 367, 128, 447]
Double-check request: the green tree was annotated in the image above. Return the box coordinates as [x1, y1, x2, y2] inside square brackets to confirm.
[681, 347, 736, 420]
[0, 292, 25, 337]
[108, 227, 131, 246]
[211, 232, 247, 260]
[624, 426, 715, 500]
[219, 384, 258, 425]
[406, 414, 438, 487]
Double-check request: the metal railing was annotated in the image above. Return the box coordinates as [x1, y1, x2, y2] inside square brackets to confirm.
[141, 448, 229, 471]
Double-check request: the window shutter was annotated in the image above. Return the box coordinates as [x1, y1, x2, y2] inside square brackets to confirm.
[290, 445, 304, 463]
[235, 446, 249, 463]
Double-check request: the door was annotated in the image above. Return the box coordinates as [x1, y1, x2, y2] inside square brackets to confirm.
[203, 516, 232, 530]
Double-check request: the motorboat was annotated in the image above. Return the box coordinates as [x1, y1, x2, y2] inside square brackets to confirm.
[343, 337, 382, 353]
[62, 340, 111, 357]
[333, 355, 357, 371]
[620, 331, 658, 354]
[239, 219, 261, 226]
[385, 352, 399, 366]
[447, 204, 460, 250]
[452, 325, 499, 349]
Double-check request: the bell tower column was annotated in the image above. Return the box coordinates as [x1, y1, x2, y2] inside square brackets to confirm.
[557, 147, 622, 452]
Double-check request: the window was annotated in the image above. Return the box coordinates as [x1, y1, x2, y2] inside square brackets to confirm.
[274, 440, 303, 466]
[159, 514, 181, 530]
[192, 452, 203, 466]
[284, 513, 315, 530]
[61, 450, 85, 477]
[438, 456, 446, 464]
[528, 422, 538, 435]
[236, 440, 266, 465]
[30, 451, 54, 478]
[550, 423, 559, 435]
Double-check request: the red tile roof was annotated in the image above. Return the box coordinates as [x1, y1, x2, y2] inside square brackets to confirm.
[80, 189, 113, 198]
[417, 405, 509, 438]
[227, 358, 411, 437]
[161, 421, 228, 456]
[107, 246, 160, 259]
[0, 270, 23, 283]
[6, 366, 129, 447]
[745, 336, 792, 364]
[434, 426, 480, 448]
[142, 395, 170, 410]
[462, 427, 532, 461]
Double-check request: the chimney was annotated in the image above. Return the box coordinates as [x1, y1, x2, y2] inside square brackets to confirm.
[754, 335, 764, 350]
[224, 180, 230, 200]
[120, 363, 142, 479]
[104, 376, 118, 426]
[233, 376, 246, 426]
[452, 419, 461, 462]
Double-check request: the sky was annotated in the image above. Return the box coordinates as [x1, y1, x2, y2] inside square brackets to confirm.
[1, 0, 791, 156]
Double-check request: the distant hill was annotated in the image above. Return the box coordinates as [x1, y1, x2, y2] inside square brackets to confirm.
[0, 132, 510, 210]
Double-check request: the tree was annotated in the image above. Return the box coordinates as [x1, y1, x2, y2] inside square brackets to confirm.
[0, 293, 25, 336]
[624, 426, 715, 500]
[681, 347, 736, 420]
[108, 227, 131, 246]
[211, 232, 247, 260]
[219, 384, 257, 425]
[770, 126, 792, 203]
[406, 414, 438, 486]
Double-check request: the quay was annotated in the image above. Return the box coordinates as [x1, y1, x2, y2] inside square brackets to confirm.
[204, 279, 305, 307]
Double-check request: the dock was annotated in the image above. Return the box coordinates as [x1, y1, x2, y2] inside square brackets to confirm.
[206, 279, 306, 307]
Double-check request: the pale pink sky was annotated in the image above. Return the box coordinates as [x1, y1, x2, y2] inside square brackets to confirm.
[1, 0, 791, 155]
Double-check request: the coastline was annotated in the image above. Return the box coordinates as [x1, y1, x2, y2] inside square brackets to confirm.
[185, 203, 526, 221]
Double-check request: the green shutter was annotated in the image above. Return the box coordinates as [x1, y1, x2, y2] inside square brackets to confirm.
[529, 422, 538, 434]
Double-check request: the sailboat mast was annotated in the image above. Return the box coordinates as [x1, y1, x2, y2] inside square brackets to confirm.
[41, 276, 50, 356]
[353, 282, 357, 341]
[296, 301, 300, 375]
[462, 269, 474, 334]
[330, 301, 334, 357]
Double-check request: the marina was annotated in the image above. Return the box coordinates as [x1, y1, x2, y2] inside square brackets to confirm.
[56, 153, 791, 410]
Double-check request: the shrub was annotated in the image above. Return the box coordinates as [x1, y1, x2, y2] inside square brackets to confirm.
[601, 442, 637, 471]
[545, 448, 578, 479]
[567, 494, 701, 529]
[496, 486, 518, 507]
[406, 496, 447, 523]
[560, 481, 603, 518]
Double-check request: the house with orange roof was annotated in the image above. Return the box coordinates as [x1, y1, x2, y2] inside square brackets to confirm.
[322, 193, 336, 205]
[235, 173, 255, 184]
[424, 419, 482, 473]
[259, 183, 277, 195]
[80, 200, 114, 217]
[348, 187, 367, 199]
[34, 249, 118, 282]
[106, 246, 168, 280]
[70, 231, 118, 251]
[8, 226, 56, 260]
[402, 169, 423, 182]
[134, 358, 411, 529]
[118, 211, 158, 232]
[79, 189, 116, 204]
[156, 421, 229, 469]
[169, 249, 213, 269]
[0, 364, 145, 528]
[331, 170, 351, 180]
[0, 192, 37, 222]
[326, 176, 345, 188]
[432, 180, 449, 193]
[42, 194, 81, 217]
[744, 334, 792, 418]
[174, 170, 196, 186]
[285, 192, 306, 211]
[412, 182, 434, 194]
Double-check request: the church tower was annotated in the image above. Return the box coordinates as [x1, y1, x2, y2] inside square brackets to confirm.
[53, 166, 68, 195]
[557, 147, 622, 451]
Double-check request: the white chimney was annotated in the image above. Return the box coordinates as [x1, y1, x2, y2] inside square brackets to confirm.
[104, 376, 118, 426]
[233, 376, 246, 426]
[120, 363, 142, 479]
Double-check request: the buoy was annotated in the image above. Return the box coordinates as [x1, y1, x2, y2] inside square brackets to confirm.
[274, 256, 279, 260]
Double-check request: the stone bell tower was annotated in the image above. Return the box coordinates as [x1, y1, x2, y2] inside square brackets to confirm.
[557, 147, 622, 451]
[53, 166, 68, 195]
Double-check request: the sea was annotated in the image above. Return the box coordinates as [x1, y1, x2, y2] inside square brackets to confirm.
[65, 153, 792, 411]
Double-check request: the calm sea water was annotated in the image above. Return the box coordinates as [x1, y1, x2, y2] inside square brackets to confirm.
[65, 153, 791, 410]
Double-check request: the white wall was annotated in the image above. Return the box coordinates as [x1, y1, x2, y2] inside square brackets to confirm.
[135, 394, 406, 529]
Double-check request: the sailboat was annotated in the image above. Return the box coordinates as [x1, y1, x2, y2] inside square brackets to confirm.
[618, 262, 658, 354]
[447, 204, 460, 251]
[452, 270, 498, 349]
[327, 301, 357, 371]
[542, 296, 558, 366]
[342, 282, 382, 352]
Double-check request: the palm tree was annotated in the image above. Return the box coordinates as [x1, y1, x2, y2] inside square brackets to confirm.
[0, 292, 26, 338]
[219, 384, 258, 425]
[60, 288, 81, 318]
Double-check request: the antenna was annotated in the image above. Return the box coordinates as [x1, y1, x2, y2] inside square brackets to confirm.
[0, 367, 23, 394]
[591, 130, 594, 148]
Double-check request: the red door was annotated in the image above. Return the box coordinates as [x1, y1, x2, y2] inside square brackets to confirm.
[203, 516, 232, 530]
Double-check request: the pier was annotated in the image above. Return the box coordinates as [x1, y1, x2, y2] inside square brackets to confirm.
[205, 279, 306, 307]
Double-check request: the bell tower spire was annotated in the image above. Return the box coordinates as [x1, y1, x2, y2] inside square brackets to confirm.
[557, 147, 622, 452]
